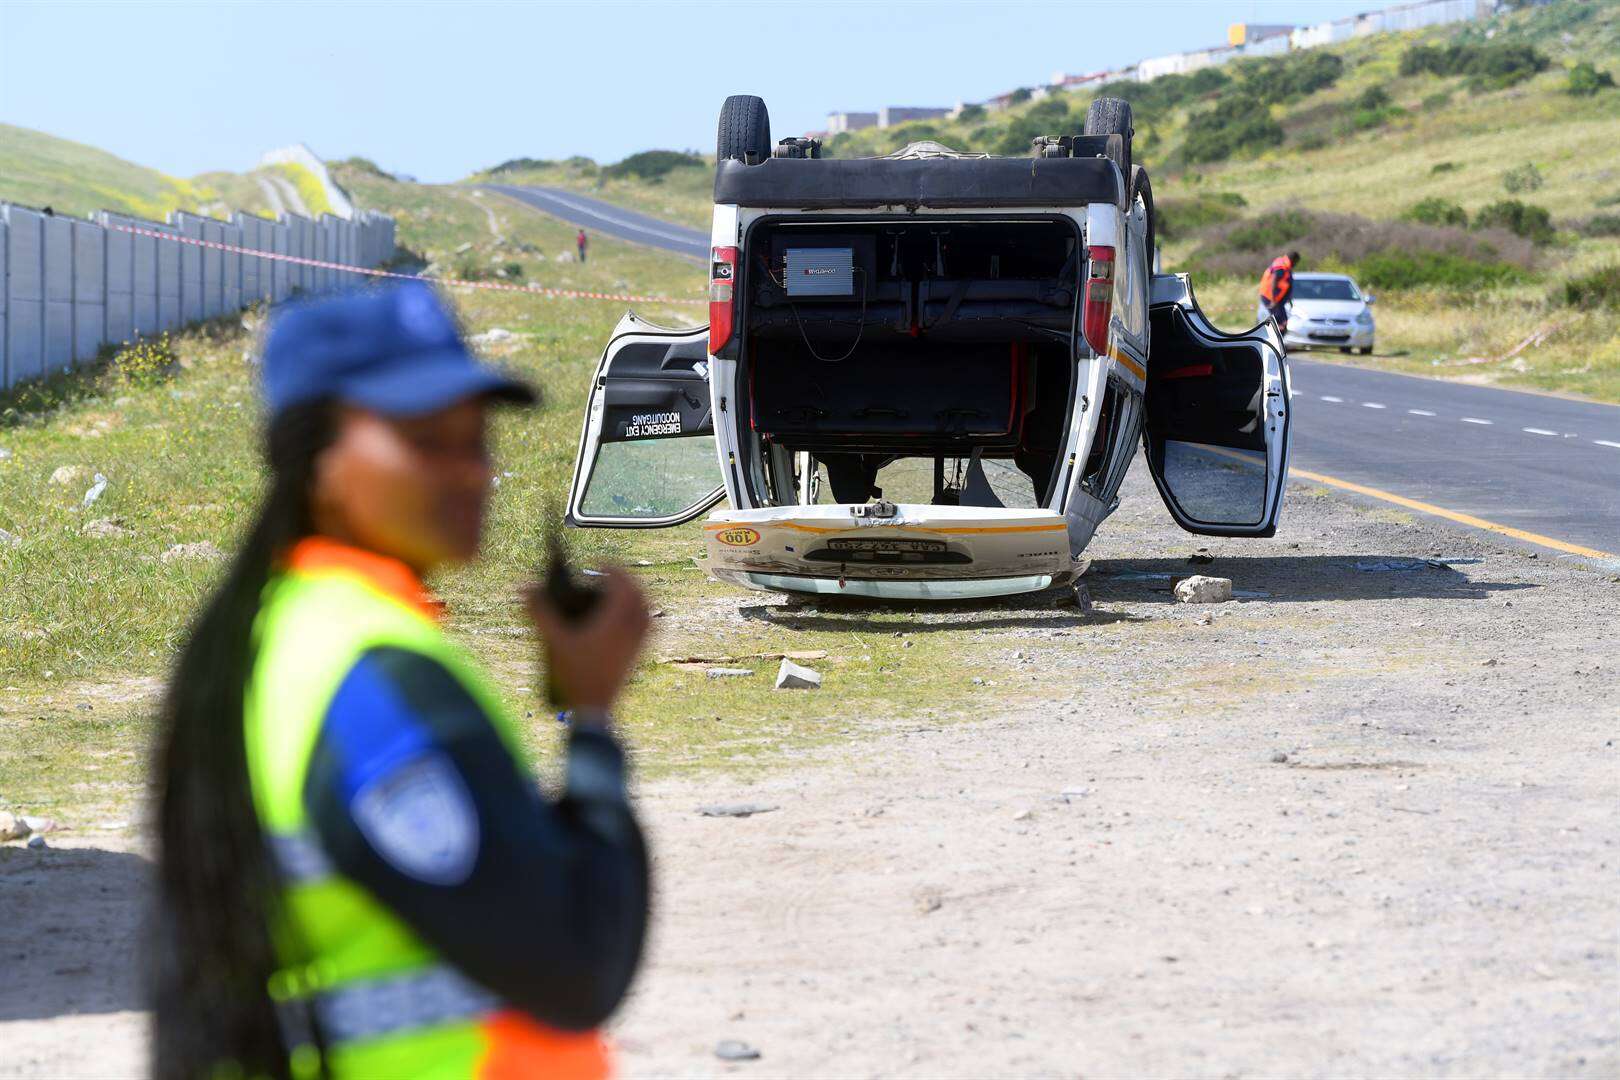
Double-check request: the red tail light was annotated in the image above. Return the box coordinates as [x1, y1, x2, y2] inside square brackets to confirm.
[709, 246, 738, 355]
[1082, 245, 1115, 357]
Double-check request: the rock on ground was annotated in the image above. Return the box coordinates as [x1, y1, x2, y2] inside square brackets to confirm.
[1175, 574, 1233, 603]
[161, 541, 223, 564]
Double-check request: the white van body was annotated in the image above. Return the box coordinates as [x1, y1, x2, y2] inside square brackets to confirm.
[567, 137, 1291, 600]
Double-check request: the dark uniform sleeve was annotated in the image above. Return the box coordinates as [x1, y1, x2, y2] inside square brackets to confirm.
[301, 646, 648, 1032]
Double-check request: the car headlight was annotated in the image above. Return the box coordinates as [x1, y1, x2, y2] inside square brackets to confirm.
[1356, 311, 1374, 326]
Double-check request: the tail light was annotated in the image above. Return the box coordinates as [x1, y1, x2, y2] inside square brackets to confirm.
[1082, 245, 1115, 357]
[709, 246, 738, 355]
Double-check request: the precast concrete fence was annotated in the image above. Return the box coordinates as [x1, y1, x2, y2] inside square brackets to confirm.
[0, 202, 396, 392]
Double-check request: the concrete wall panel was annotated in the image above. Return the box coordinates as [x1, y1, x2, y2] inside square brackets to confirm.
[103, 215, 134, 346]
[221, 222, 242, 312]
[72, 220, 106, 364]
[43, 216, 74, 372]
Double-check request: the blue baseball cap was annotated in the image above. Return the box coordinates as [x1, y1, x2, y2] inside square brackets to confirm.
[261, 281, 535, 419]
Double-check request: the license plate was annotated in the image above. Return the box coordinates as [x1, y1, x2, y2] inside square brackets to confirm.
[825, 538, 946, 554]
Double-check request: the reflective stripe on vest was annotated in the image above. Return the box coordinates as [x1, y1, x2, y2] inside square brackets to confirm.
[316, 965, 499, 1044]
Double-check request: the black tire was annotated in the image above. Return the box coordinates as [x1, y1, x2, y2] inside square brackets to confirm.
[1358, 346, 1374, 355]
[1084, 97, 1133, 186]
[1340, 347, 1353, 354]
[717, 95, 772, 165]
[1129, 164, 1156, 273]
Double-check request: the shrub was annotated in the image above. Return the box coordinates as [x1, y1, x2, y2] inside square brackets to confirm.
[1473, 199, 1555, 244]
[1502, 162, 1544, 194]
[502, 261, 524, 279]
[957, 104, 986, 123]
[1190, 206, 1535, 285]
[113, 335, 178, 387]
[1181, 95, 1285, 164]
[1566, 62, 1616, 96]
[602, 150, 705, 180]
[335, 157, 393, 179]
[1356, 251, 1526, 291]
[1403, 197, 1469, 228]
[1008, 87, 1033, 105]
[1572, 214, 1620, 238]
[487, 157, 557, 175]
[1355, 85, 1392, 110]
[1296, 131, 1329, 151]
[1420, 90, 1453, 111]
[1430, 161, 1460, 175]
[1399, 42, 1549, 90]
[1234, 50, 1345, 104]
[1560, 265, 1620, 310]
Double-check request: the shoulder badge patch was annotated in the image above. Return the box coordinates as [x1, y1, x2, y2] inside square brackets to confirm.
[351, 752, 480, 886]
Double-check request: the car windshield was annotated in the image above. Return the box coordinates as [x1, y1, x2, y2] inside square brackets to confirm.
[1292, 278, 1360, 301]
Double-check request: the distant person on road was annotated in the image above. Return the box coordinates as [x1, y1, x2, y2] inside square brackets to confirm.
[1258, 250, 1300, 339]
[150, 282, 650, 1079]
[577, 228, 588, 263]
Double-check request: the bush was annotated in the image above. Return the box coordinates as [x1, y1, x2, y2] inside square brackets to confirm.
[1403, 197, 1468, 228]
[1399, 41, 1549, 90]
[1430, 161, 1461, 175]
[486, 157, 557, 175]
[1181, 95, 1285, 164]
[1473, 199, 1555, 244]
[1572, 214, 1620, 238]
[1560, 265, 1620, 310]
[1234, 50, 1345, 104]
[1502, 162, 1544, 194]
[1420, 90, 1453, 111]
[1296, 131, 1329, 151]
[1190, 206, 1536, 285]
[113, 335, 178, 387]
[957, 103, 986, 123]
[1008, 87, 1033, 105]
[502, 262, 524, 279]
[602, 150, 705, 181]
[1355, 85, 1392, 110]
[1566, 62, 1616, 96]
[1356, 251, 1526, 291]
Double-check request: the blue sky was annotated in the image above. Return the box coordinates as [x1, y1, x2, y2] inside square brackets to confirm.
[3, 0, 1379, 183]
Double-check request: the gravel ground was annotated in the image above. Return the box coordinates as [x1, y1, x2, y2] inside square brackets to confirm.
[4, 461, 1617, 1077]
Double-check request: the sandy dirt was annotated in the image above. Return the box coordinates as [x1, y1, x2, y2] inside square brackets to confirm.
[4, 464, 1617, 1077]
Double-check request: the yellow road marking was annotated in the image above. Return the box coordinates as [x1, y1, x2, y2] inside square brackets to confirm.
[1291, 467, 1617, 560]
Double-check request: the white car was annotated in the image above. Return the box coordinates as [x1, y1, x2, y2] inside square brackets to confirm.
[1261, 272, 1376, 355]
[565, 95, 1293, 600]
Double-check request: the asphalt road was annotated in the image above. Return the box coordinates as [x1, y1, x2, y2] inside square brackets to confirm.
[479, 184, 708, 260]
[1289, 359, 1620, 558]
[487, 184, 1620, 560]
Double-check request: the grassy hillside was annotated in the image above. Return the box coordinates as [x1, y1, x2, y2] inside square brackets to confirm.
[490, 1, 1620, 400]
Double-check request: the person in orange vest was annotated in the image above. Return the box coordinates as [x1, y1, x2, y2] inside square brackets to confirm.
[150, 282, 650, 1079]
[1258, 250, 1300, 340]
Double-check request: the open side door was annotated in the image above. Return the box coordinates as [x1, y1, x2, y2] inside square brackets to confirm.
[566, 314, 725, 528]
[1143, 274, 1291, 537]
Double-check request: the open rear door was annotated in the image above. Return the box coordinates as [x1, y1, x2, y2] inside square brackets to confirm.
[1143, 274, 1291, 537]
[566, 314, 725, 528]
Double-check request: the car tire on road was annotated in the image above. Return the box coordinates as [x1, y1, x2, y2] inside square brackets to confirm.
[718, 95, 772, 165]
[1084, 97, 1133, 187]
[1358, 345, 1374, 355]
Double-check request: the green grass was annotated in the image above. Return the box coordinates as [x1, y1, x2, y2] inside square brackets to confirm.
[1, 170, 1031, 823]
[0, 123, 220, 220]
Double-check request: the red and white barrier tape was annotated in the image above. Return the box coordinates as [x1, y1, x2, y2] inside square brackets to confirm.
[105, 222, 706, 307]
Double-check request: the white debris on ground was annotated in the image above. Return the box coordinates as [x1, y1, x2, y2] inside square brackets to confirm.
[1174, 574, 1233, 603]
[774, 658, 822, 690]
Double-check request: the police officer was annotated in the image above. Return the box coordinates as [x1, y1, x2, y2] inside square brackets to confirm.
[151, 281, 650, 1079]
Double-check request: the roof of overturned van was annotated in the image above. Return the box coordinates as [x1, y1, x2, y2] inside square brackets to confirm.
[713, 153, 1124, 210]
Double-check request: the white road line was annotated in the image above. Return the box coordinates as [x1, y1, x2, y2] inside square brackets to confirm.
[1596, 439, 1620, 450]
[1523, 427, 1557, 436]
[1362, 402, 1387, 409]
[1461, 417, 1493, 425]
[1408, 409, 1437, 416]
[1320, 395, 1344, 403]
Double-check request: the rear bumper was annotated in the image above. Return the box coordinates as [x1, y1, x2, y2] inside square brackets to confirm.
[701, 504, 1075, 597]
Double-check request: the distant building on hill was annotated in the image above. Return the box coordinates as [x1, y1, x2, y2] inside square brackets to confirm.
[826, 112, 878, 135]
